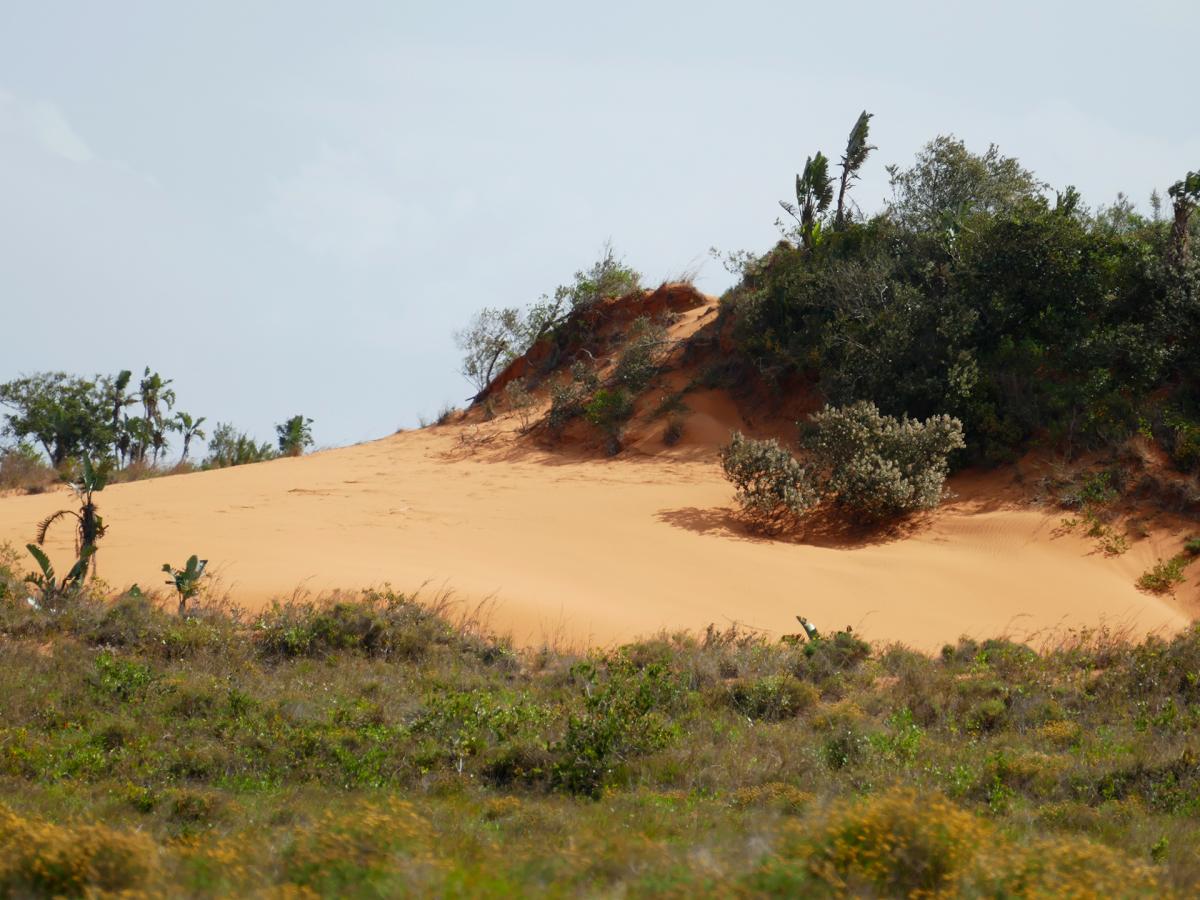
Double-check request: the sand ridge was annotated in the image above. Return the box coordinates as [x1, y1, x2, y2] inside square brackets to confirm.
[0, 419, 1193, 651]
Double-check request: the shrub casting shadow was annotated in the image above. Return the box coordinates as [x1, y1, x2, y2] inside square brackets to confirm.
[655, 504, 931, 549]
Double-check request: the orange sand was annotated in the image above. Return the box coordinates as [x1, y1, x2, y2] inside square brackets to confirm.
[0, 421, 1193, 651]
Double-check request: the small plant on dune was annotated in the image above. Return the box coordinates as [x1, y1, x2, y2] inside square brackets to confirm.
[276, 415, 314, 457]
[163, 555, 208, 617]
[720, 431, 818, 532]
[35, 453, 109, 578]
[546, 362, 598, 433]
[611, 317, 669, 394]
[504, 379, 535, 431]
[1137, 555, 1188, 594]
[584, 388, 635, 455]
[23, 543, 94, 610]
[1184, 535, 1200, 556]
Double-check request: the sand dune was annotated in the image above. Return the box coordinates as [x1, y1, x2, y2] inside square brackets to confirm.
[0, 420, 1193, 651]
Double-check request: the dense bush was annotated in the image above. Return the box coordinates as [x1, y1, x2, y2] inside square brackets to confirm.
[805, 400, 965, 521]
[724, 134, 1200, 465]
[721, 402, 963, 528]
[719, 431, 817, 530]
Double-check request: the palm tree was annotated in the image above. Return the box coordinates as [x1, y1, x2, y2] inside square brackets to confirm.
[173, 412, 207, 463]
[835, 111, 875, 230]
[136, 368, 175, 465]
[780, 152, 834, 249]
[104, 370, 136, 467]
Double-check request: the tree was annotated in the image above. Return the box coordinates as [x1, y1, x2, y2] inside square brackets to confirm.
[0, 373, 111, 467]
[1167, 171, 1200, 265]
[172, 412, 207, 463]
[135, 368, 175, 465]
[835, 110, 875, 230]
[102, 370, 136, 466]
[455, 307, 526, 394]
[276, 415, 314, 457]
[886, 136, 1044, 232]
[780, 152, 834, 249]
[455, 245, 642, 398]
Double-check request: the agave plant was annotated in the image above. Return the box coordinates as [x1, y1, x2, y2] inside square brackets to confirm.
[163, 554, 207, 617]
[24, 543, 94, 610]
[35, 454, 109, 578]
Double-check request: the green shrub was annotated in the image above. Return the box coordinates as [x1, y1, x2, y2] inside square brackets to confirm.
[611, 317, 667, 393]
[719, 431, 817, 531]
[805, 400, 965, 522]
[726, 675, 818, 721]
[550, 656, 681, 798]
[1138, 556, 1188, 593]
[546, 362, 598, 432]
[584, 388, 635, 453]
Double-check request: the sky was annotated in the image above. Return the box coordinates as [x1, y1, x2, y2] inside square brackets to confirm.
[2, 1, 1198, 454]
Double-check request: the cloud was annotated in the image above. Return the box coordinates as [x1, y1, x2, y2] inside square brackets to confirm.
[0, 89, 94, 163]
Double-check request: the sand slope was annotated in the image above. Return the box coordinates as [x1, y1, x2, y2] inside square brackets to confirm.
[0, 423, 1193, 651]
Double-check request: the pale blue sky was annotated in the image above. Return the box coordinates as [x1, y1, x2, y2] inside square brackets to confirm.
[2, 1, 1197, 452]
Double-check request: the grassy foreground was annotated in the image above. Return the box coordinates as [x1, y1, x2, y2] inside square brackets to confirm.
[1, 552, 1198, 896]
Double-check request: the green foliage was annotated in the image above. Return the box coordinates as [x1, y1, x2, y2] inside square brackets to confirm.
[276, 414, 314, 457]
[885, 134, 1044, 231]
[24, 543, 94, 609]
[1, 590, 1198, 895]
[726, 674, 817, 721]
[719, 431, 817, 531]
[163, 555, 208, 617]
[456, 245, 642, 396]
[779, 151, 833, 249]
[551, 655, 680, 798]
[455, 306, 526, 393]
[610, 316, 668, 393]
[503, 378, 535, 430]
[583, 388, 634, 452]
[835, 110, 875, 230]
[805, 401, 966, 522]
[728, 130, 1200, 466]
[1137, 555, 1189, 594]
[546, 361, 598, 432]
[0, 373, 112, 467]
[202, 422, 276, 468]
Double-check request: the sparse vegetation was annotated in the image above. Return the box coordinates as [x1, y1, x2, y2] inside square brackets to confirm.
[1138, 555, 1190, 594]
[0, 572, 1197, 896]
